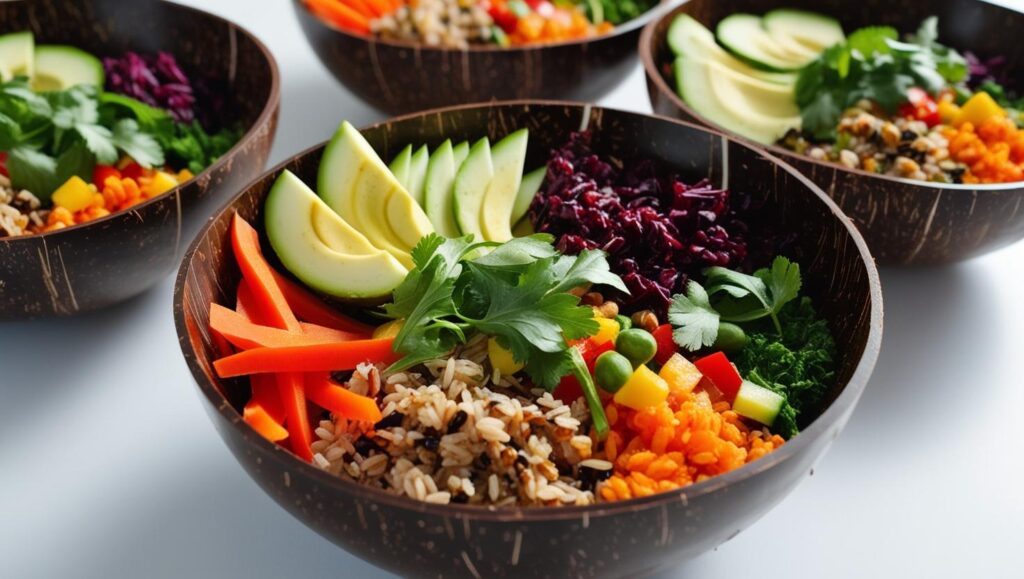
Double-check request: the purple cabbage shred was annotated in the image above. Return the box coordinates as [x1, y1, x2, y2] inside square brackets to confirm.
[529, 132, 749, 316]
[104, 52, 196, 123]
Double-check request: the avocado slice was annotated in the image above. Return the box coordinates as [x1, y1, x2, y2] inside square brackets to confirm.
[716, 14, 814, 72]
[317, 121, 432, 268]
[405, 144, 429, 206]
[388, 145, 413, 186]
[32, 45, 104, 91]
[453, 138, 492, 240]
[480, 129, 529, 243]
[422, 140, 461, 237]
[452, 141, 470, 167]
[668, 15, 796, 85]
[0, 31, 34, 80]
[266, 170, 407, 301]
[510, 165, 546, 227]
[763, 9, 844, 53]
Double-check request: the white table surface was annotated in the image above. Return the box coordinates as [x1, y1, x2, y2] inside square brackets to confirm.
[3, 1, 1023, 577]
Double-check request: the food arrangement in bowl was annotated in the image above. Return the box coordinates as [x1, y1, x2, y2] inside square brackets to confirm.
[662, 10, 1024, 185]
[0, 31, 239, 238]
[0, 0, 279, 319]
[304, 0, 658, 48]
[205, 120, 837, 506]
[178, 102, 880, 578]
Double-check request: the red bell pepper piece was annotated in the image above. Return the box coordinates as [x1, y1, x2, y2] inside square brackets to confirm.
[92, 165, 122, 188]
[899, 87, 941, 127]
[120, 161, 145, 181]
[552, 339, 614, 403]
[0, 151, 8, 178]
[651, 324, 676, 365]
[694, 351, 743, 401]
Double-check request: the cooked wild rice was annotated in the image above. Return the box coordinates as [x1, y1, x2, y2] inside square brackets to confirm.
[312, 335, 602, 506]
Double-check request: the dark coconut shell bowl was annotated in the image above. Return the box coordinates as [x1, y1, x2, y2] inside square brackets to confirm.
[642, 0, 1024, 265]
[174, 102, 882, 578]
[291, 0, 668, 115]
[0, 0, 280, 320]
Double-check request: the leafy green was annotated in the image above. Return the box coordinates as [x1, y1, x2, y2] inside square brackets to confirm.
[578, 0, 657, 25]
[161, 120, 241, 175]
[667, 281, 720, 351]
[705, 256, 801, 334]
[734, 298, 836, 439]
[795, 17, 968, 140]
[384, 233, 627, 392]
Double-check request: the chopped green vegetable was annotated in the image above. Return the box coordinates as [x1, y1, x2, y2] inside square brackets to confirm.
[614, 328, 657, 368]
[667, 280, 720, 351]
[594, 350, 633, 394]
[384, 233, 628, 391]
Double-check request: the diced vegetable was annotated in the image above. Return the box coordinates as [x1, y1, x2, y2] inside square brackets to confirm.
[592, 316, 620, 346]
[51, 176, 93, 213]
[213, 338, 398, 377]
[732, 380, 785, 426]
[613, 364, 670, 410]
[614, 328, 658, 368]
[488, 337, 524, 376]
[242, 403, 289, 442]
[693, 351, 742, 400]
[372, 318, 404, 339]
[954, 91, 1006, 127]
[594, 351, 633, 394]
[650, 324, 676, 364]
[614, 314, 632, 331]
[658, 353, 702, 397]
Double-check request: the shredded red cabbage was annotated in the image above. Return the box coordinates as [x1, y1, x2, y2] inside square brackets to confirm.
[529, 132, 750, 315]
[104, 52, 196, 123]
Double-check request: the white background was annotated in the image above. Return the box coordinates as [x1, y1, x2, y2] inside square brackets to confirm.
[2, 1, 1023, 577]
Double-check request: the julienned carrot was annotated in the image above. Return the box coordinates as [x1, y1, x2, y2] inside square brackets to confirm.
[214, 338, 398, 378]
[236, 278, 257, 321]
[300, 322, 368, 342]
[341, 0, 378, 18]
[249, 374, 285, 423]
[243, 402, 289, 442]
[210, 303, 366, 350]
[270, 269, 376, 335]
[306, 373, 383, 423]
[231, 214, 301, 333]
[363, 0, 392, 17]
[306, 0, 370, 33]
[230, 214, 312, 460]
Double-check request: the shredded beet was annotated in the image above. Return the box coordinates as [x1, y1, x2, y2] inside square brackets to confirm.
[529, 132, 749, 316]
[104, 52, 196, 123]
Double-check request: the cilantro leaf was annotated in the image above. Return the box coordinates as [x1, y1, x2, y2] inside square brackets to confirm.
[667, 280, 720, 351]
[756, 256, 801, 313]
[550, 249, 629, 294]
[470, 234, 557, 269]
[111, 118, 164, 168]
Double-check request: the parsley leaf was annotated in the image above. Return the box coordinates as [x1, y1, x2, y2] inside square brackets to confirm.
[701, 256, 801, 335]
[550, 249, 629, 294]
[667, 280, 720, 351]
[111, 118, 164, 168]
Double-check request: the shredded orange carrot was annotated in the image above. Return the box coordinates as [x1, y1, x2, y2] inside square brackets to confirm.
[944, 117, 1024, 184]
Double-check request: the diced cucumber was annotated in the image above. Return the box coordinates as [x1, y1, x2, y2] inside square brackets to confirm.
[732, 380, 784, 426]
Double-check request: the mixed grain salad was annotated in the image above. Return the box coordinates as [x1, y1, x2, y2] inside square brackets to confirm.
[305, 0, 657, 48]
[667, 10, 1024, 184]
[206, 119, 838, 507]
[0, 32, 239, 238]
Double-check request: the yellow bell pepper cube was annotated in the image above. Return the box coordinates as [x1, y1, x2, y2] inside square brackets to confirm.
[51, 176, 94, 213]
[372, 319, 405, 340]
[658, 353, 703, 397]
[938, 100, 960, 124]
[954, 92, 1006, 127]
[488, 337, 524, 376]
[143, 171, 181, 198]
[614, 364, 669, 410]
[592, 316, 620, 346]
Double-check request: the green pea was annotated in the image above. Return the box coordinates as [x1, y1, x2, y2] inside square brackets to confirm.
[594, 351, 634, 394]
[615, 328, 658, 367]
[713, 322, 748, 353]
[614, 314, 633, 331]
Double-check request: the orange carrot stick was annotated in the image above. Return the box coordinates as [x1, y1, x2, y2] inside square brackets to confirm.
[306, 373, 383, 423]
[214, 338, 398, 377]
[230, 214, 312, 459]
[306, 0, 371, 33]
[362, 0, 391, 17]
[270, 269, 376, 335]
[210, 303, 366, 350]
[243, 403, 289, 442]
[300, 322, 368, 342]
[249, 374, 286, 422]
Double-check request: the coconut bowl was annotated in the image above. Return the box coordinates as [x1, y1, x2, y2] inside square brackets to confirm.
[174, 102, 882, 578]
[0, 0, 280, 320]
[641, 0, 1024, 265]
[292, 0, 668, 115]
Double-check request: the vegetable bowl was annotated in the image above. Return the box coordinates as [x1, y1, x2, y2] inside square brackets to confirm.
[292, 0, 668, 114]
[174, 102, 881, 577]
[641, 0, 1024, 265]
[0, 0, 279, 319]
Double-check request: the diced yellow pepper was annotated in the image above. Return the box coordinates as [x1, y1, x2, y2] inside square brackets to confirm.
[658, 353, 703, 397]
[176, 168, 194, 182]
[954, 92, 1006, 127]
[592, 317, 620, 346]
[938, 100, 960, 124]
[143, 171, 180, 198]
[614, 364, 669, 410]
[488, 337, 524, 376]
[51, 176, 95, 213]
[372, 319, 404, 339]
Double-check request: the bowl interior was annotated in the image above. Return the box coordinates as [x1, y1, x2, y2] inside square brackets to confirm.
[177, 102, 881, 518]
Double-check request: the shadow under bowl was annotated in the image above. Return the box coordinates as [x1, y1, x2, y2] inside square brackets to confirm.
[174, 102, 882, 578]
[641, 0, 1024, 265]
[0, 0, 280, 320]
[292, 0, 666, 115]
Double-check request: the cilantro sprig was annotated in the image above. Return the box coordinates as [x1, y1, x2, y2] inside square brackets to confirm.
[385, 233, 628, 391]
[668, 256, 801, 350]
[795, 17, 968, 140]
